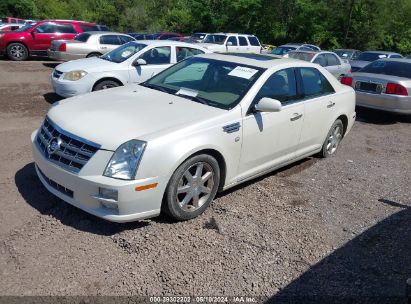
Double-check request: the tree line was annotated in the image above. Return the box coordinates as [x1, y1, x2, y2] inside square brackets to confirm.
[1, 0, 411, 54]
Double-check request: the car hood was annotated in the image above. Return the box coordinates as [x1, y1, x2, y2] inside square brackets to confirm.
[349, 60, 370, 68]
[55, 57, 118, 73]
[47, 85, 224, 150]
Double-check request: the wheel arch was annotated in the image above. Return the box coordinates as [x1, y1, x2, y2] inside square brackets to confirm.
[336, 114, 348, 136]
[87, 52, 103, 58]
[92, 77, 124, 91]
[7, 41, 29, 54]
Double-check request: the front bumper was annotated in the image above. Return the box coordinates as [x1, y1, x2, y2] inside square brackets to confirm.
[31, 130, 167, 222]
[356, 91, 411, 114]
[51, 73, 92, 98]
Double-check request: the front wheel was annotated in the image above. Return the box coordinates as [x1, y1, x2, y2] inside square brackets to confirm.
[163, 154, 220, 221]
[320, 119, 344, 158]
[7, 43, 28, 61]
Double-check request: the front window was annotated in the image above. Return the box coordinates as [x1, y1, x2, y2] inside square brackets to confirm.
[138, 46, 171, 64]
[360, 60, 411, 78]
[100, 42, 147, 63]
[142, 57, 264, 110]
[357, 52, 388, 62]
[203, 34, 227, 45]
[16, 22, 36, 32]
[79, 24, 99, 32]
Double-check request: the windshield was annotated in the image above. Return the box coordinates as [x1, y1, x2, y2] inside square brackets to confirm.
[359, 60, 411, 78]
[356, 52, 389, 62]
[191, 33, 205, 39]
[271, 46, 296, 55]
[334, 49, 354, 58]
[100, 42, 147, 63]
[142, 57, 264, 110]
[288, 51, 316, 61]
[203, 34, 227, 44]
[15, 22, 36, 32]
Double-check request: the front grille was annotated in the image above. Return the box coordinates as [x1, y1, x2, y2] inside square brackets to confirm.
[36, 117, 100, 173]
[53, 69, 63, 79]
[355, 81, 382, 94]
[37, 166, 74, 198]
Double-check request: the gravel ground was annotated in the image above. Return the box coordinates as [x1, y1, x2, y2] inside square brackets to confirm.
[0, 60, 410, 303]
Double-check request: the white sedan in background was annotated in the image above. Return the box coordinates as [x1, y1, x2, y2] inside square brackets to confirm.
[287, 50, 351, 79]
[51, 40, 210, 97]
[33, 53, 356, 222]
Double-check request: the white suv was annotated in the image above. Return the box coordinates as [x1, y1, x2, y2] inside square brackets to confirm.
[199, 33, 261, 54]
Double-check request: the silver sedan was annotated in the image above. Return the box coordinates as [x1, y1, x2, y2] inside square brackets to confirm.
[340, 58, 411, 114]
[48, 32, 135, 61]
[287, 50, 351, 79]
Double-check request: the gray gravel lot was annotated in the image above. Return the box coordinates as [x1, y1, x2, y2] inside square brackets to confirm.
[0, 60, 410, 302]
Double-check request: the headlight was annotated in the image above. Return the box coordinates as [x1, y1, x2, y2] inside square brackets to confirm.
[104, 140, 146, 180]
[63, 70, 87, 81]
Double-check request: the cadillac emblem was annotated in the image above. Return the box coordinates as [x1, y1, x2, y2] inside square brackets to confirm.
[47, 137, 62, 155]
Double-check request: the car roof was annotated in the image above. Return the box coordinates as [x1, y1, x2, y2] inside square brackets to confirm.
[208, 33, 256, 37]
[334, 48, 359, 51]
[83, 31, 132, 36]
[131, 40, 207, 48]
[195, 53, 302, 69]
[41, 19, 96, 25]
[290, 50, 335, 55]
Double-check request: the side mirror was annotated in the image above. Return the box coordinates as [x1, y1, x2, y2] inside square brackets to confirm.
[134, 58, 147, 66]
[254, 97, 282, 113]
[226, 41, 233, 46]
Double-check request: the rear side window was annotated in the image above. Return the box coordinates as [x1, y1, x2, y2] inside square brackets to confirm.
[79, 24, 99, 32]
[56, 24, 77, 34]
[99, 35, 122, 45]
[119, 35, 134, 44]
[360, 60, 411, 78]
[227, 36, 238, 46]
[176, 47, 204, 62]
[390, 54, 402, 58]
[313, 54, 327, 67]
[247, 36, 260, 46]
[238, 36, 248, 46]
[74, 33, 91, 42]
[299, 67, 334, 98]
[255, 68, 298, 105]
[326, 54, 340, 66]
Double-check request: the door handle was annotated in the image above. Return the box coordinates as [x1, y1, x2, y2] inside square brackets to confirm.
[100, 46, 107, 49]
[290, 113, 303, 121]
[327, 101, 336, 108]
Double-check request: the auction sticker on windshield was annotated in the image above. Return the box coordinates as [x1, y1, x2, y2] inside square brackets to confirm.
[228, 66, 259, 79]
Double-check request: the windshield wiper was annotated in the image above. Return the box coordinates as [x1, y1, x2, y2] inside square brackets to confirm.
[141, 83, 172, 94]
[176, 93, 210, 106]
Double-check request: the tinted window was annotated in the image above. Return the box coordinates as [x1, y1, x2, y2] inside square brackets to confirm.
[119, 35, 134, 44]
[56, 24, 76, 34]
[35, 23, 57, 33]
[139, 46, 171, 64]
[79, 25, 99, 32]
[74, 33, 91, 42]
[390, 54, 402, 58]
[357, 52, 388, 62]
[255, 69, 298, 105]
[326, 54, 340, 66]
[227, 36, 238, 46]
[299, 67, 334, 97]
[313, 54, 327, 67]
[247, 36, 260, 46]
[238, 36, 248, 46]
[204, 34, 227, 44]
[99, 35, 122, 45]
[271, 46, 296, 55]
[176, 47, 204, 62]
[360, 60, 411, 78]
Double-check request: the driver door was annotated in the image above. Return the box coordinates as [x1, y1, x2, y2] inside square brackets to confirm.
[237, 68, 305, 181]
[129, 46, 172, 83]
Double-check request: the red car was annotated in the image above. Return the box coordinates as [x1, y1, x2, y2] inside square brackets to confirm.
[0, 20, 100, 61]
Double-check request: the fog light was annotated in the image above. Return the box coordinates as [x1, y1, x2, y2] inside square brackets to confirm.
[99, 187, 118, 201]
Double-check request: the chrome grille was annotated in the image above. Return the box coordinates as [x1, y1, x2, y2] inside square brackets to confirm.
[53, 69, 63, 79]
[36, 117, 100, 173]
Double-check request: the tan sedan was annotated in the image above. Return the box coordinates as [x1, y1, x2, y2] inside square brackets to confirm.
[47, 31, 135, 61]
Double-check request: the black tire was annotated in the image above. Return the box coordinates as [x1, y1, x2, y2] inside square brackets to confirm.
[7, 43, 28, 61]
[86, 52, 102, 58]
[320, 119, 344, 158]
[163, 154, 220, 221]
[93, 80, 121, 91]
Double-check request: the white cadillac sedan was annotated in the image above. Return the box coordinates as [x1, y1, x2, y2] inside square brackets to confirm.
[32, 53, 356, 222]
[51, 40, 210, 97]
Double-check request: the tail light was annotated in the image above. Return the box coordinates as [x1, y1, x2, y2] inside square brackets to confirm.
[58, 43, 66, 52]
[260, 47, 262, 54]
[385, 83, 408, 96]
[340, 76, 353, 86]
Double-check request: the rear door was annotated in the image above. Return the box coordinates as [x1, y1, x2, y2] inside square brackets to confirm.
[98, 35, 123, 53]
[295, 67, 337, 157]
[247, 36, 261, 54]
[238, 36, 250, 53]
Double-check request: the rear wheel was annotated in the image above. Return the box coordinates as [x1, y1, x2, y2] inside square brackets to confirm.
[7, 43, 28, 61]
[320, 119, 344, 158]
[163, 154, 220, 221]
[86, 52, 102, 58]
[93, 80, 121, 91]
